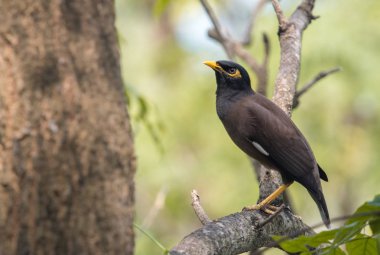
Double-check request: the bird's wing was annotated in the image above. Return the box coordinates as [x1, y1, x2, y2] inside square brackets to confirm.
[239, 95, 319, 185]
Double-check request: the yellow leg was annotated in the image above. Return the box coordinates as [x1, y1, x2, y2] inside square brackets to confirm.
[244, 183, 292, 212]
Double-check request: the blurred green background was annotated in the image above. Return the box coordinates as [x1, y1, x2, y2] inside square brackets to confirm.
[115, 0, 380, 254]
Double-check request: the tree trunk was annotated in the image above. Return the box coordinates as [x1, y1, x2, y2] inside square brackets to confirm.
[0, 1, 135, 254]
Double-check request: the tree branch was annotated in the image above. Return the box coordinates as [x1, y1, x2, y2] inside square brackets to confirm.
[191, 190, 211, 225]
[243, 0, 270, 45]
[170, 209, 314, 255]
[258, 33, 270, 95]
[272, 0, 316, 114]
[142, 187, 167, 228]
[199, 0, 234, 59]
[271, 0, 288, 30]
[258, 204, 285, 228]
[293, 67, 341, 108]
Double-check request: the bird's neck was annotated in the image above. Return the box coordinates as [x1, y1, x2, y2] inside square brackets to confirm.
[216, 89, 253, 119]
[216, 87, 253, 100]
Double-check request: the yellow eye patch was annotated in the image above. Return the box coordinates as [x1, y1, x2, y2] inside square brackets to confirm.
[225, 69, 242, 79]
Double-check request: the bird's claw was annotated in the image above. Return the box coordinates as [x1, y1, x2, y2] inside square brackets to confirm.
[242, 204, 283, 215]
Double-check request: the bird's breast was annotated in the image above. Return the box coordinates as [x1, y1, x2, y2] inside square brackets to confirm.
[217, 102, 277, 170]
[216, 97, 231, 121]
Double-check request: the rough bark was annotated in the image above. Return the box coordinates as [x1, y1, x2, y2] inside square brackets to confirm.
[171, 206, 314, 255]
[0, 1, 135, 255]
[170, 0, 318, 254]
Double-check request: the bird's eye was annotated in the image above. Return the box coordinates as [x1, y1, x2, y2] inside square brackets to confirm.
[227, 68, 237, 74]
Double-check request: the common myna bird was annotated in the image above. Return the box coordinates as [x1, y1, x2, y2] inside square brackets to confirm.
[204, 60, 330, 227]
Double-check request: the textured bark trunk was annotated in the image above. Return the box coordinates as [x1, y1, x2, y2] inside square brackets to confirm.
[0, 1, 135, 254]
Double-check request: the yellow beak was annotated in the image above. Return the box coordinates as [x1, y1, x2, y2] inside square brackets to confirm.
[203, 61, 222, 72]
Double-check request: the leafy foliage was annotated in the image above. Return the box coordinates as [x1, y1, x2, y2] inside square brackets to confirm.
[273, 195, 380, 255]
[124, 82, 165, 153]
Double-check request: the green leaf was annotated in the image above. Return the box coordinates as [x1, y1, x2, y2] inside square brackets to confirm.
[272, 236, 306, 253]
[346, 234, 378, 255]
[305, 229, 339, 247]
[368, 195, 380, 207]
[277, 237, 310, 253]
[319, 246, 346, 255]
[333, 221, 367, 245]
[273, 229, 339, 253]
[370, 219, 380, 234]
[347, 195, 380, 225]
[153, 0, 171, 17]
[272, 196, 380, 255]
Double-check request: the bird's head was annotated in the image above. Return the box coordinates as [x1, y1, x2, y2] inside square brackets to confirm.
[203, 60, 252, 93]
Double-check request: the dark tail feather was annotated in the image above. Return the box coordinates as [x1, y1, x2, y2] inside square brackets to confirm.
[318, 164, 328, 182]
[309, 190, 330, 228]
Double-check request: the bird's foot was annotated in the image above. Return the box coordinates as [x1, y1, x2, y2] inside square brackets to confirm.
[243, 204, 260, 211]
[243, 204, 283, 215]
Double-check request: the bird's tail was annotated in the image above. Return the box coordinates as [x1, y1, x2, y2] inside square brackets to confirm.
[308, 189, 330, 228]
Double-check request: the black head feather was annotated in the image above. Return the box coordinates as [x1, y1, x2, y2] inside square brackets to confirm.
[213, 60, 252, 93]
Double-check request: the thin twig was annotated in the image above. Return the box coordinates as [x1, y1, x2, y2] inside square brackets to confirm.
[199, 0, 234, 59]
[297, 67, 341, 97]
[271, 0, 288, 30]
[243, 0, 270, 45]
[262, 33, 270, 67]
[257, 33, 270, 95]
[143, 187, 168, 228]
[191, 190, 211, 225]
[232, 42, 262, 74]
[258, 204, 286, 227]
[293, 67, 341, 108]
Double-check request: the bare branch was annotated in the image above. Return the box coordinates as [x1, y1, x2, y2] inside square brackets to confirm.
[272, 0, 317, 114]
[262, 33, 270, 67]
[257, 33, 270, 95]
[142, 187, 167, 228]
[271, 0, 288, 30]
[200, 0, 234, 59]
[243, 0, 270, 45]
[293, 67, 341, 108]
[170, 209, 314, 255]
[207, 30, 262, 76]
[232, 43, 261, 74]
[191, 190, 211, 225]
